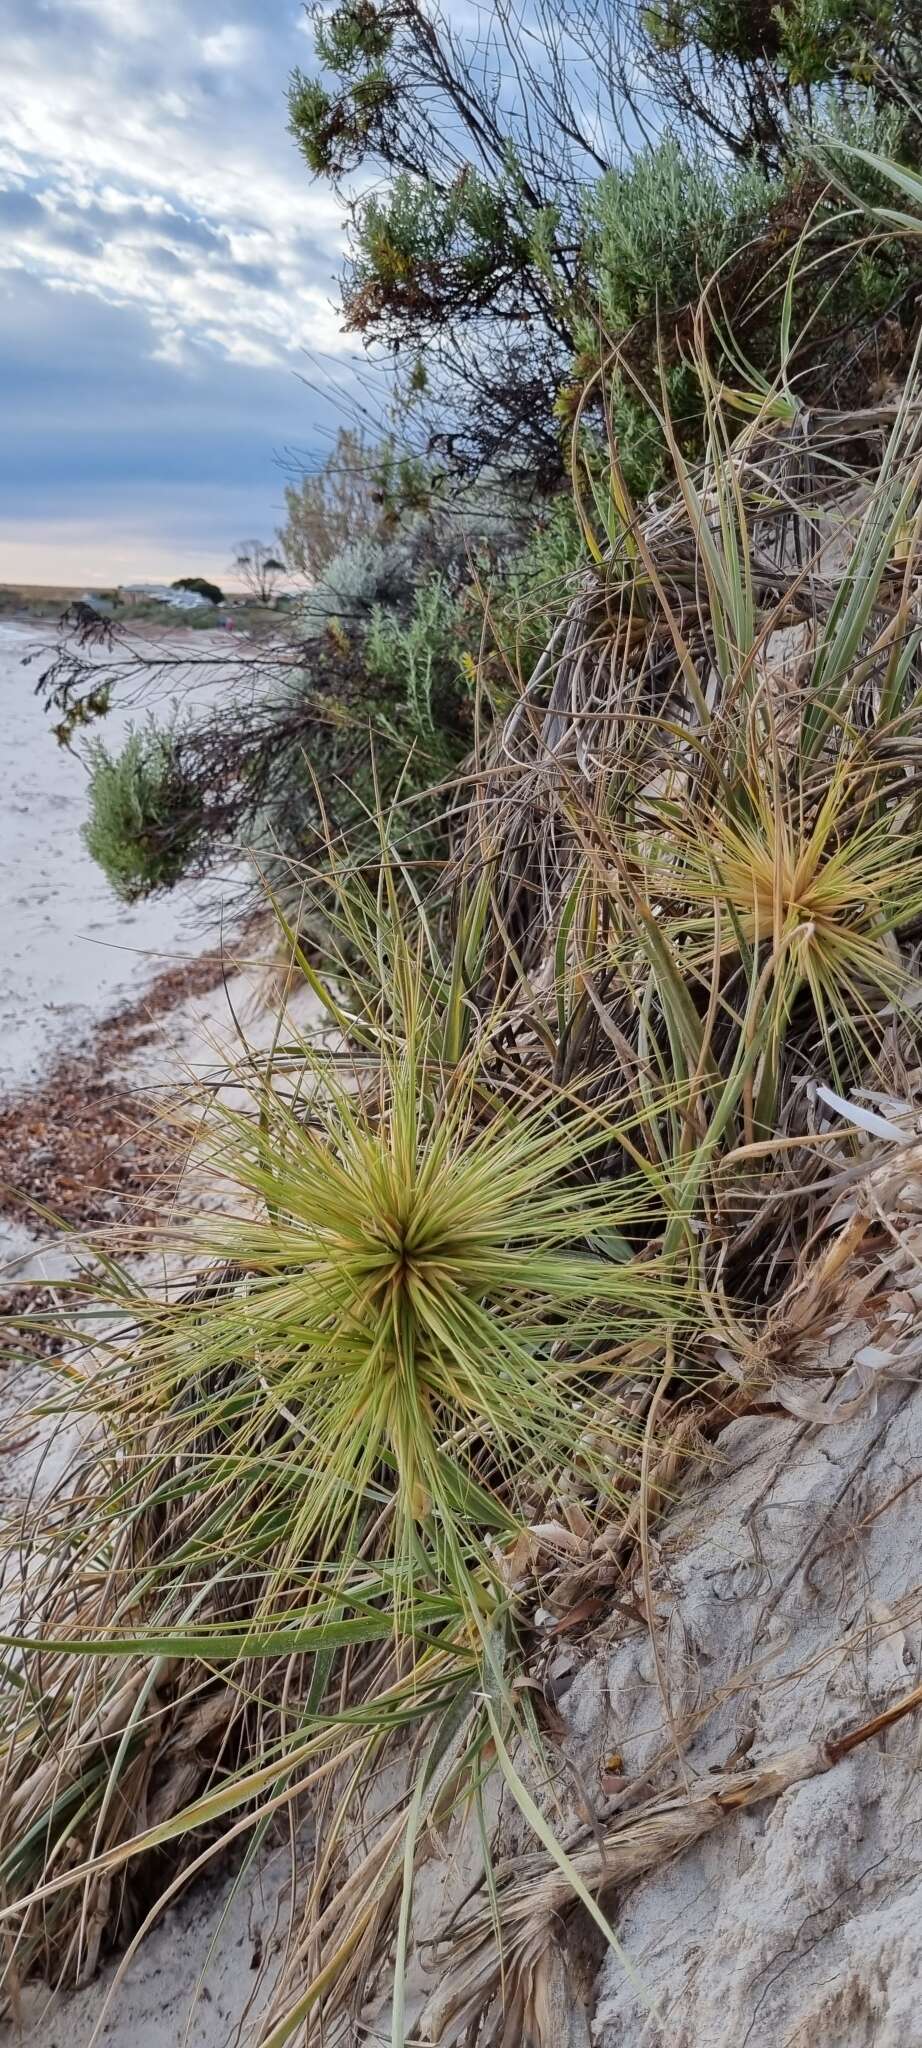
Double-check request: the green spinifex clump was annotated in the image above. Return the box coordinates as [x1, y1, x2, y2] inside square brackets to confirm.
[151, 1037, 674, 1613]
[0, 863, 682, 2017]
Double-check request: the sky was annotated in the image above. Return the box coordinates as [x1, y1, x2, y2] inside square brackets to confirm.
[0, 0, 362, 586]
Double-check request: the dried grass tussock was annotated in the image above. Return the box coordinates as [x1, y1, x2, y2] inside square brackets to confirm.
[3, 224, 922, 2045]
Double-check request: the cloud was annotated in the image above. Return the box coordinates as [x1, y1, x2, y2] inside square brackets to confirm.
[0, 23, 346, 370]
[0, 0, 362, 577]
[146, 244, 188, 276]
[200, 23, 260, 70]
[0, 185, 104, 254]
[0, 272, 320, 570]
[0, 186, 45, 229]
[72, 197, 230, 255]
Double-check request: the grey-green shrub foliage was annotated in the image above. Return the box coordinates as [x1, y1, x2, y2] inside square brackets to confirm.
[581, 142, 774, 338]
[83, 725, 194, 902]
[80, 474, 524, 910]
[365, 575, 464, 740]
[254, 531, 480, 896]
[250, 470, 533, 901]
[298, 534, 422, 645]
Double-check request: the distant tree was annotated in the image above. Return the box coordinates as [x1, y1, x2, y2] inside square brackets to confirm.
[172, 576, 223, 605]
[233, 541, 287, 605]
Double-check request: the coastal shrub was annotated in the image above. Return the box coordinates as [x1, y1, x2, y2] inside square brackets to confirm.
[364, 573, 467, 739]
[82, 724, 197, 900]
[364, 123, 912, 496]
[642, 0, 919, 115]
[75, 467, 526, 909]
[251, 584, 474, 907]
[289, 3, 921, 491]
[298, 531, 422, 641]
[75, 572, 473, 917]
[279, 425, 433, 578]
[583, 142, 774, 335]
[255, 485, 532, 888]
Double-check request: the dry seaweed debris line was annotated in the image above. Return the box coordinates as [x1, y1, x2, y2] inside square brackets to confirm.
[423, 1680, 922, 2048]
[0, 946, 232, 1233]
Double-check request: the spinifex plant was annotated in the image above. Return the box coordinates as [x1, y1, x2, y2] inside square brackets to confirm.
[0, 861, 680, 2027]
[86, 1005, 679, 1689]
[640, 738, 922, 1099]
[183, 1041, 671, 1606]
[468, 289, 922, 1201]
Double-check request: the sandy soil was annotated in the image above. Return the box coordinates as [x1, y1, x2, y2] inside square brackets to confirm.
[2, 1855, 291, 2048]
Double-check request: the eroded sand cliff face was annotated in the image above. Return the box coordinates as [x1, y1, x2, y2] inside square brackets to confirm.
[369, 1148, 922, 2048]
[585, 1381, 922, 2048]
[362, 1388, 921, 2048]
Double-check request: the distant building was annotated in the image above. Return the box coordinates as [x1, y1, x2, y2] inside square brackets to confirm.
[119, 583, 216, 611]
